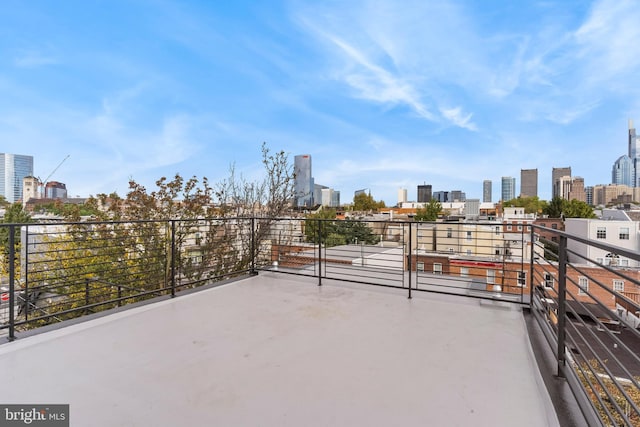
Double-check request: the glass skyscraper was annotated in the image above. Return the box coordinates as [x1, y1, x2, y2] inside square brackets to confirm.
[501, 176, 516, 202]
[612, 155, 633, 187]
[482, 180, 492, 203]
[0, 153, 34, 203]
[294, 155, 313, 208]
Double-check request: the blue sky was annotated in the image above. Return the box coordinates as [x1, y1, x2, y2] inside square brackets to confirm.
[1, 0, 638, 205]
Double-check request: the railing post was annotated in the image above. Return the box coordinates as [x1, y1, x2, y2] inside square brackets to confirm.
[250, 217, 256, 275]
[117, 285, 122, 307]
[557, 235, 568, 378]
[317, 219, 322, 286]
[170, 220, 176, 298]
[8, 225, 15, 341]
[408, 222, 412, 299]
[529, 225, 535, 307]
[23, 225, 29, 321]
[85, 278, 90, 314]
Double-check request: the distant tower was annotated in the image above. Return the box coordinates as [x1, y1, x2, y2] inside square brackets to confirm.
[483, 180, 492, 203]
[501, 177, 516, 202]
[294, 155, 314, 207]
[45, 181, 67, 199]
[568, 177, 586, 202]
[552, 167, 571, 199]
[612, 155, 633, 187]
[397, 188, 407, 205]
[520, 169, 538, 198]
[0, 153, 34, 203]
[22, 176, 40, 205]
[629, 120, 640, 187]
[417, 184, 432, 203]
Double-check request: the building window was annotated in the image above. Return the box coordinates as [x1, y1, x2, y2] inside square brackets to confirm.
[596, 227, 606, 239]
[416, 262, 424, 272]
[449, 248, 454, 254]
[507, 225, 512, 231]
[578, 277, 589, 295]
[518, 271, 527, 288]
[620, 259, 629, 267]
[433, 263, 442, 275]
[466, 231, 472, 241]
[466, 249, 472, 255]
[460, 267, 469, 278]
[447, 228, 452, 238]
[486, 270, 495, 284]
[619, 227, 630, 240]
[544, 273, 554, 288]
[495, 226, 500, 235]
[518, 271, 526, 287]
[613, 280, 624, 292]
[551, 236, 557, 242]
[551, 223, 558, 230]
[518, 225, 523, 231]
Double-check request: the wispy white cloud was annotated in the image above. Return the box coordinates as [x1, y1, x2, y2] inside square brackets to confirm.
[294, 3, 479, 130]
[13, 52, 58, 68]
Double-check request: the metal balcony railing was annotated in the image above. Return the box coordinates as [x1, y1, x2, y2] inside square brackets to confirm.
[0, 217, 638, 425]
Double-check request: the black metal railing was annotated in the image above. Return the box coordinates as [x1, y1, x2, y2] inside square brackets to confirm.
[530, 224, 640, 426]
[1, 216, 638, 425]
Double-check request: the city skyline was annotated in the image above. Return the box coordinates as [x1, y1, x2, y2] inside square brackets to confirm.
[1, 1, 639, 205]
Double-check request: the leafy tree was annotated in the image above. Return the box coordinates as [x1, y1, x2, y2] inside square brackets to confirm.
[543, 197, 595, 219]
[352, 192, 385, 212]
[415, 199, 442, 221]
[304, 209, 337, 243]
[305, 210, 379, 247]
[24, 143, 297, 327]
[544, 197, 565, 218]
[0, 203, 32, 275]
[563, 199, 596, 218]
[503, 196, 548, 214]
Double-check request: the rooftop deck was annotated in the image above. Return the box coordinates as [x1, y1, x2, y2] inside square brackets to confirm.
[0, 272, 561, 426]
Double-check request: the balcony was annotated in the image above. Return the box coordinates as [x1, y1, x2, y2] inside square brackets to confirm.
[0, 217, 638, 426]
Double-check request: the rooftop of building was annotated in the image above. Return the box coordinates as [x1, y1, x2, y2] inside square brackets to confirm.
[0, 272, 575, 426]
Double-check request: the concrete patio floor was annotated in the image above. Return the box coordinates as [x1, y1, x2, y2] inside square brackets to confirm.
[0, 272, 560, 426]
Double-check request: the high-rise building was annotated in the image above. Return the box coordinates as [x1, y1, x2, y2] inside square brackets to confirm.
[294, 155, 314, 208]
[45, 181, 67, 199]
[417, 185, 432, 203]
[22, 176, 40, 204]
[433, 191, 449, 203]
[568, 177, 586, 202]
[331, 191, 340, 208]
[0, 153, 34, 203]
[552, 167, 571, 199]
[520, 169, 538, 198]
[585, 186, 594, 206]
[449, 190, 466, 202]
[501, 177, 516, 202]
[397, 188, 407, 205]
[612, 155, 633, 187]
[483, 180, 492, 203]
[628, 120, 640, 187]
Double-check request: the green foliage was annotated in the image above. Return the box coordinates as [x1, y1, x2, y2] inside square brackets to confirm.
[544, 197, 565, 218]
[415, 199, 442, 221]
[352, 192, 385, 211]
[503, 196, 548, 214]
[563, 199, 596, 218]
[305, 211, 380, 247]
[543, 197, 595, 219]
[0, 204, 32, 275]
[23, 143, 297, 328]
